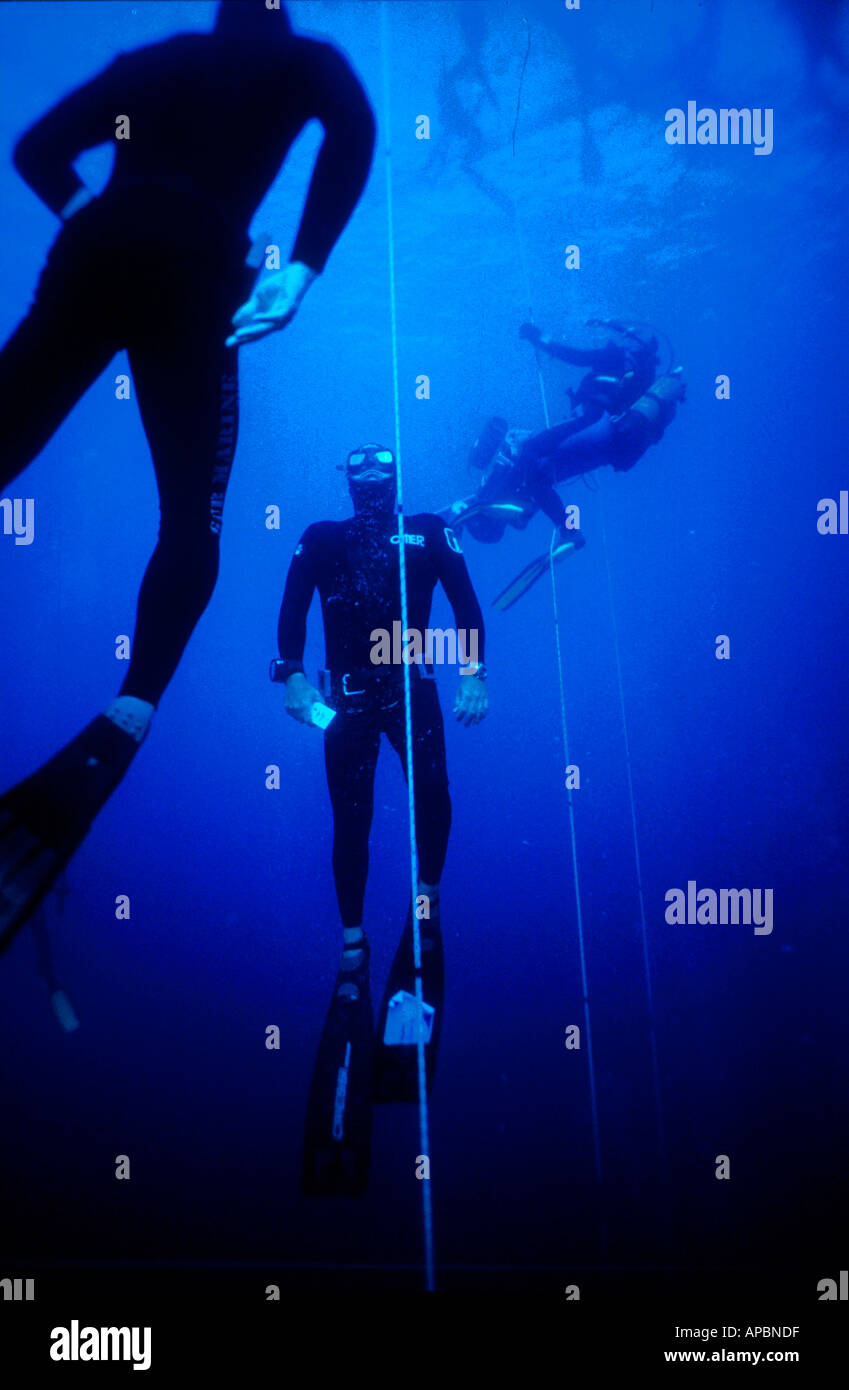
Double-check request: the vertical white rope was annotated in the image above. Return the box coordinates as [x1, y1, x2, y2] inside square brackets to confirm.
[547, 533, 604, 1191]
[516, 155, 665, 1199]
[380, 0, 435, 1292]
[513, 204, 551, 430]
[597, 495, 668, 1184]
[513, 199, 604, 1195]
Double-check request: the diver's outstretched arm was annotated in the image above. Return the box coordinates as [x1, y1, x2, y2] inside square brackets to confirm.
[519, 322, 602, 366]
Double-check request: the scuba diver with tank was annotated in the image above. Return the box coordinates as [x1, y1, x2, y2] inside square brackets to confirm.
[441, 318, 686, 609]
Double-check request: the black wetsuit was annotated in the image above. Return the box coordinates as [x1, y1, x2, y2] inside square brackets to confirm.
[541, 339, 656, 416]
[277, 512, 484, 928]
[520, 339, 658, 526]
[2, 32, 375, 705]
[450, 367, 679, 545]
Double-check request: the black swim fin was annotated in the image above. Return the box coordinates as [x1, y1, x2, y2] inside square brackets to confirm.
[31, 900, 80, 1032]
[374, 900, 444, 1104]
[492, 530, 586, 611]
[301, 944, 375, 1197]
[0, 716, 142, 955]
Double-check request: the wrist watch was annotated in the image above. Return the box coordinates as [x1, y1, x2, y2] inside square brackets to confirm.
[269, 658, 305, 684]
[462, 662, 488, 681]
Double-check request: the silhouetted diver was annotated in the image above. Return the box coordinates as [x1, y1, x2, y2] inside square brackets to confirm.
[0, 0, 375, 951]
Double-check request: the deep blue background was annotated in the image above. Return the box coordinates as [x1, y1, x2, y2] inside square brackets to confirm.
[1, 0, 847, 1288]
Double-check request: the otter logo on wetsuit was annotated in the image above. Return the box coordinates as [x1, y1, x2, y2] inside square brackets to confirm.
[390, 533, 425, 547]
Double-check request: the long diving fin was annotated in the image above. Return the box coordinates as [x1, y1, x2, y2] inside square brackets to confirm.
[0, 716, 144, 955]
[301, 942, 375, 1196]
[492, 530, 586, 611]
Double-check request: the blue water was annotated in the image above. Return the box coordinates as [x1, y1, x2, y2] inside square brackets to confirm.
[1, 0, 847, 1293]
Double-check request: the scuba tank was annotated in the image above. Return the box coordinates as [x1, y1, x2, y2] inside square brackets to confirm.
[622, 367, 686, 441]
[607, 367, 685, 470]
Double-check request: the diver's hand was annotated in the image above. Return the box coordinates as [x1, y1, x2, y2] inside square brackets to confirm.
[519, 321, 541, 345]
[447, 498, 472, 520]
[285, 672, 322, 725]
[226, 261, 317, 347]
[454, 674, 488, 726]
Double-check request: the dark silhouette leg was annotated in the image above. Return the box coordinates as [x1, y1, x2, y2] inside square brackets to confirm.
[324, 711, 382, 928]
[120, 233, 252, 705]
[0, 226, 117, 490]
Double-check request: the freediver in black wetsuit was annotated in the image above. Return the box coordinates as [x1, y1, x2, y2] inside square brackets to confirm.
[0, 0, 375, 951]
[442, 321, 686, 607]
[275, 443, 487, 944]
[273, 444, 487, 1189]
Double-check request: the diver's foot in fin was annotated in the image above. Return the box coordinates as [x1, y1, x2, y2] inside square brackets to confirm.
[485, 502, 533, 529]
[0, 715, 143, 953]
[336, 930, 369, 1000]
[0, 816, 64, 952]
[302, 940, 375, 1197]
[439, 497, 476, 528]
[441, 494, 533, 531]
[454, 500, 531, 528]
[552, 524, 585, 558]
[375, 902, 444, 1105]
[492, 529, 586, 611]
